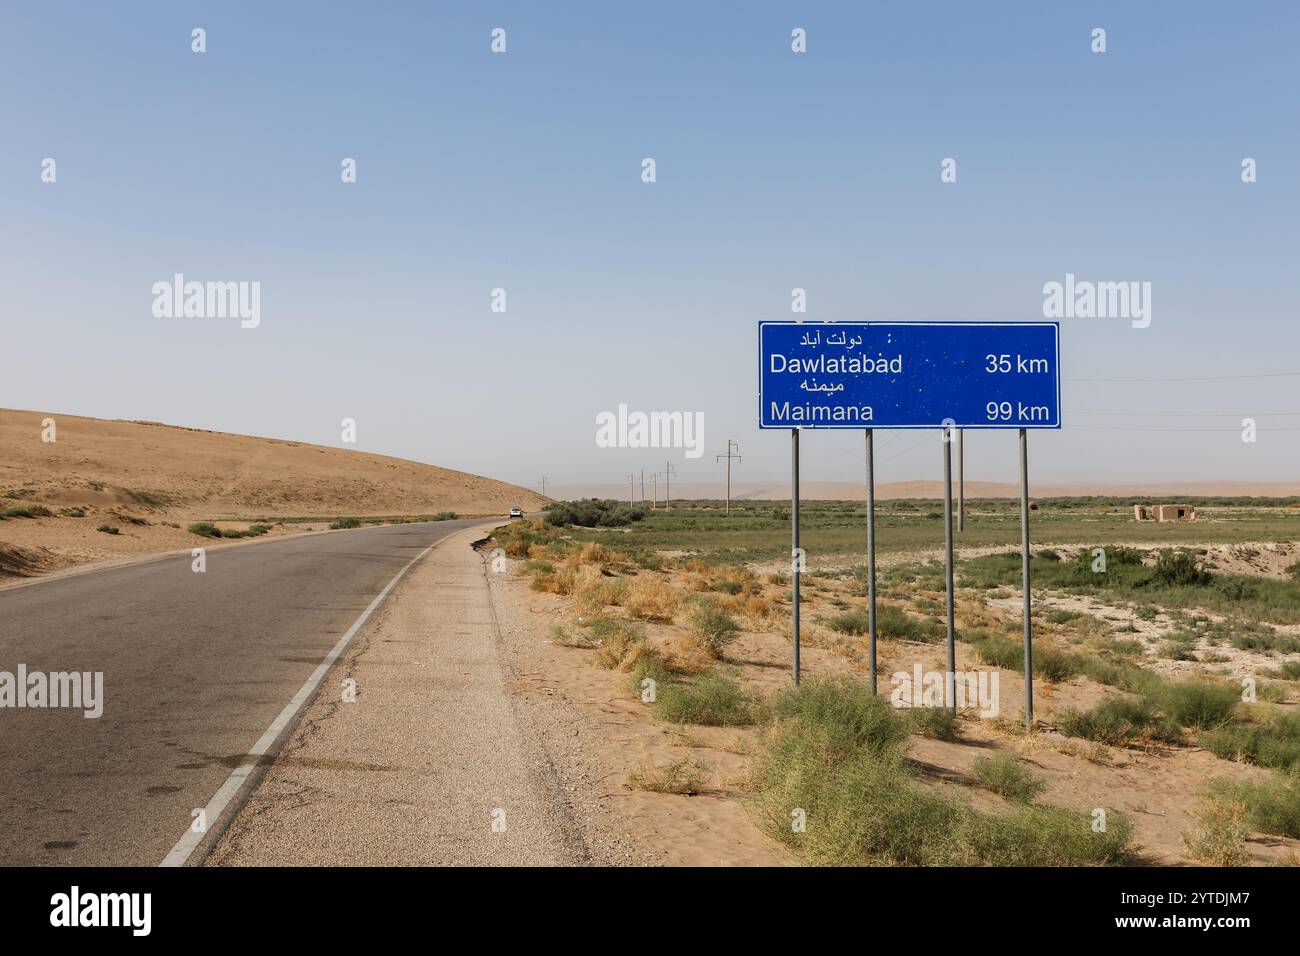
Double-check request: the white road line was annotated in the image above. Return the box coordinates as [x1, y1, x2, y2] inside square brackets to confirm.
[159, 526, 473, 866]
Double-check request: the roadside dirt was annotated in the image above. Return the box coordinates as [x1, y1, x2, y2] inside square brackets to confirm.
[488, 533, 1300, 866]
[206, 525, 630, 866]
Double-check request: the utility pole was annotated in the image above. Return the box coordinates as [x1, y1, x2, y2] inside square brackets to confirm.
[640, 469, 645, 504]
[539, 475, 548, 498]
[957, 429, 964, 533]
[627, 473, 635, 505]
[651, 472, 658, 509]
[715, 440, 741, 516]
[664, 461, 676, 508]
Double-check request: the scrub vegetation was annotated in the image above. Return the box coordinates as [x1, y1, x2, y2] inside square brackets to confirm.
[493, 497, 1300, 866]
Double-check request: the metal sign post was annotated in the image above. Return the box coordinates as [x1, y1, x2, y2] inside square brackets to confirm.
[791, 428, 801, 686]
[1020, 428, 1034, 730]
[943, 425, 957, 710]
[957, 428, 965, 532]
[865, 429, 878, 695]
[758, 321, 1060, 696]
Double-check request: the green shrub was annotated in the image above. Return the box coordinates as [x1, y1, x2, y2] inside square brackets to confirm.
[965, 631, 1080, 682]
[904, 706, 960, 741]
[1210, 775, 1300, 838]
[628, 650, 674, 699]
[972, 755, 1047, 803]
[214, 524, 273, 539]
[750, 676, 1133, 865]
[96, 524, 119, 535]
[966, 631, 1024, 669]
[634, 551, 665, 571]
[1266, 661, 1300, 681]
[972, 804, 1134, 866]
[1046, 610, 1083, 624]
[187, 522, 221, 537]
[329, 517, 361, 529]
[963, 548, 1300, 624]
[589, 617, 645, 643]
[657, 673, 766, 726]
[771, 676, 908, 757]
[544, 499, 649, 528]
[825, 610, 871, 636]
[1, 506, 50, 519]
[1059, 697, 1181, 746]
[686, 600, 740, 657]
[1200, 713, 1300, 772]
[1034, 646, 1082, 682]
[1154, 680, 1239, 730]
[826, 605, 944, 643]
[1154, 550, 1211, 587]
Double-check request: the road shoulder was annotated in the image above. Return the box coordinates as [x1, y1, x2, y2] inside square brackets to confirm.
[206, 524, 601, 866]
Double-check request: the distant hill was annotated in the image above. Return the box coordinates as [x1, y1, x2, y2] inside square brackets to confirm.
[0, 408, 548, 519]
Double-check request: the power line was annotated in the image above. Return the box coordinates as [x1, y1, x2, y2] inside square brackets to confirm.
[1070, 423, 1300, 433]
[1067, 369, 1300, 384]
[1072, 409, 1300, 418]
[877, 432, 934, 465]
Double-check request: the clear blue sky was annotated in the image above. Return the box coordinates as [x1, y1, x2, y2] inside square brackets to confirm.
[3, 2, 1297, 492]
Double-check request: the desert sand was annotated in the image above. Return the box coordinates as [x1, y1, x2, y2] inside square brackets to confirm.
[0, 408, 547, 578]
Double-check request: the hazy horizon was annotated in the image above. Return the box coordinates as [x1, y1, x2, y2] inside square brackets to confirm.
[5, 2, 1298, 492]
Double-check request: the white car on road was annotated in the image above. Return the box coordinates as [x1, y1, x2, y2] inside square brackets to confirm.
[508, 507, 523, 519]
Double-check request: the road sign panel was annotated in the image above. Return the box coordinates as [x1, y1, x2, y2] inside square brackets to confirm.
[759, 321, 1061, 429]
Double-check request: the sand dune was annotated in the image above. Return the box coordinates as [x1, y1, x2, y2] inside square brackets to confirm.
[1, 408, 546, 518]
[0, 408, 547, 577]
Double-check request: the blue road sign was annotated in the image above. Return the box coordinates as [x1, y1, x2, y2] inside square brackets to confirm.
[759, 321, 1061, 429]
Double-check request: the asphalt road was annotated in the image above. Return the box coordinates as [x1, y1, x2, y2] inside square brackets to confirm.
[0, 518, 496, 866]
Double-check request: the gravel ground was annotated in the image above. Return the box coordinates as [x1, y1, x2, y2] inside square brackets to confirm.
[207, 524, 613, 866]
[482, 553, 660, 866]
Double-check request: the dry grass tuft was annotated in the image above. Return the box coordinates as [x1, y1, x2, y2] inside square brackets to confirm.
[529, 565, 577, 595]
[591, 618, 647, 670]
[625, 575, 680, 622]
[628, 757, 709, 795]
[1182, 796, 1251, 866]
[572, 564, 626, 614]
